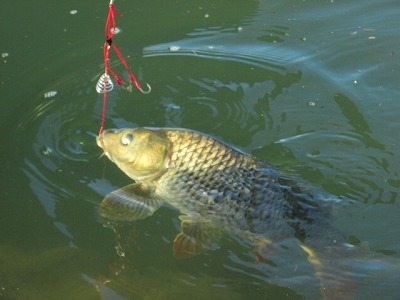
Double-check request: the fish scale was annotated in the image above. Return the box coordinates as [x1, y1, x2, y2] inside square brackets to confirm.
[150, 129, 326, 243]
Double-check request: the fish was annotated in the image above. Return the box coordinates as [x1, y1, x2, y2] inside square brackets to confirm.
[96, 127, 357, 299]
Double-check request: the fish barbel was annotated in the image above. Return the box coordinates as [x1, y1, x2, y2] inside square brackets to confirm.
[96, 127, 355, 299]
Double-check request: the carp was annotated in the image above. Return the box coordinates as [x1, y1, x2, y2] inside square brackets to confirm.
[96, 127, 356, 299]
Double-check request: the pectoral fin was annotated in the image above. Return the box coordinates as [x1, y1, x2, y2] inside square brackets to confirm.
[173, 215, 222, 257]
[98, 183, 162, 222]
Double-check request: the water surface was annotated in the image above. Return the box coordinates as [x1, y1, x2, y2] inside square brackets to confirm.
[1, 0, 399, 299]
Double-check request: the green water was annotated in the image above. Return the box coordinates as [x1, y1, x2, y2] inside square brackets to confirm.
[1, 0, 399, 299]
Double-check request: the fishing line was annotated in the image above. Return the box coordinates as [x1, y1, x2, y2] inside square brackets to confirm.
[97, 0, 151, 135]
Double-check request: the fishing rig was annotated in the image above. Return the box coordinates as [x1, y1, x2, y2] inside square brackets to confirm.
[96, 0, 151, 134]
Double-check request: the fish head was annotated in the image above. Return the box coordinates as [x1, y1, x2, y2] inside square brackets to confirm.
[96, 128, 171, 181]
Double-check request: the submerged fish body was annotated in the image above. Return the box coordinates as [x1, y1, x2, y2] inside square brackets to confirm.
[96, 127, 344, 248]
[96, 127, 354, 298]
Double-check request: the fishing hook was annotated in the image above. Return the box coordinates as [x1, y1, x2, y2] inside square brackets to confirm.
[138, 83, 152, 94]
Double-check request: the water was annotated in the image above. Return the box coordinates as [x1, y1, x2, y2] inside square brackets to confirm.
[0, 0, 399, 299]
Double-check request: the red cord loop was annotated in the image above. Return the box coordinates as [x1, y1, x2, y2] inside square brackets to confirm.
[98, 0, 150, 135]
[102, 3, 149, 92]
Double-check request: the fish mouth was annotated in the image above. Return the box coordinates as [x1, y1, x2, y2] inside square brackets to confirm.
[96, 135, 104, 149]
[96, 134, 111, 159]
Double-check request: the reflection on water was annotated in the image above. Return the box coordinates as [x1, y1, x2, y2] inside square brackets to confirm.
[143, 43, 302, 146]
[334, 93, 384, 150]
[1, 0, 400, 299]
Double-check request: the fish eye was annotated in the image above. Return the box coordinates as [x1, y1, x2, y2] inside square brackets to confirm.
[121, 132, 134, 146]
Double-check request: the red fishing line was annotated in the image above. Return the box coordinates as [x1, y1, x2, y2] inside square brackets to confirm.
[98, 0, 150, 135]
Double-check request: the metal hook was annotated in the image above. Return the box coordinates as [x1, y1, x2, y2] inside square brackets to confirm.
[138, 83, 152, 94]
